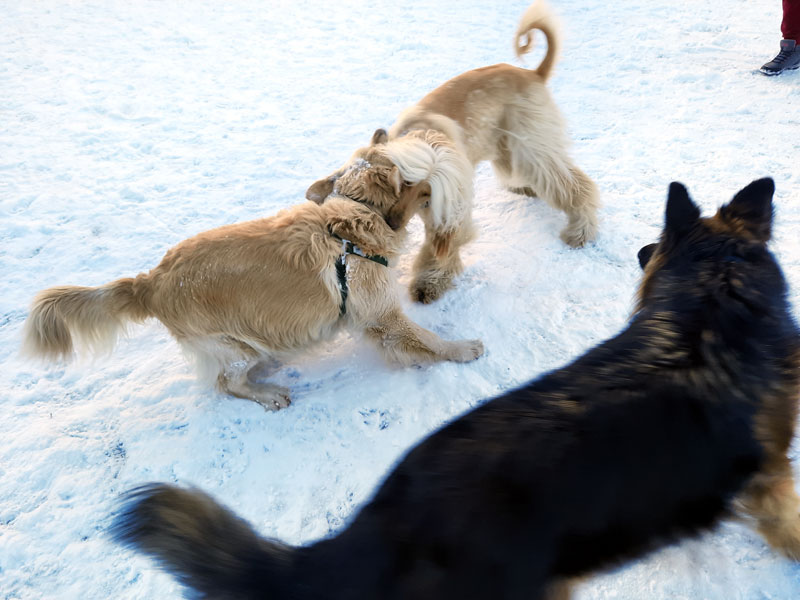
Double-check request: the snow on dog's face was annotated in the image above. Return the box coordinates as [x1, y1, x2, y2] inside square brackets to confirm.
[307, 129, 431, 231]
[306, 128, 390, 204]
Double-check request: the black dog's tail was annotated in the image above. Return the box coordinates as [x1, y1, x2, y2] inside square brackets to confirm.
[112, 484, 296, 599]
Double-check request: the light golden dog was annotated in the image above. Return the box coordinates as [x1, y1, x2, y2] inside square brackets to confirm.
[308, 0, 599, 303]
[22, 141, 484, 410]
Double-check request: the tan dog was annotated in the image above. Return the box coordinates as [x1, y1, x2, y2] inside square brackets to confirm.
[308, 0, 599, 303]
[22, 143, 484, 410]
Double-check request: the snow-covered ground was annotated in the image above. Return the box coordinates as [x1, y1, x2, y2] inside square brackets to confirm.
[2, 0, 799, 597]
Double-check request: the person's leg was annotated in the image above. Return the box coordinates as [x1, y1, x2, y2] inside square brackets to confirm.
[762, 3, 800, 75]
[782, 0, 800, 42]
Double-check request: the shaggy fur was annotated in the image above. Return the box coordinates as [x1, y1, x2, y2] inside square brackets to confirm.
[113, 178, 800, 598]
[22, 154, 483, 410]
[307, 0, 600, 303]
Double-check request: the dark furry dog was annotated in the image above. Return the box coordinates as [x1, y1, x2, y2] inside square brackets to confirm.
[113, 178, 800, 599]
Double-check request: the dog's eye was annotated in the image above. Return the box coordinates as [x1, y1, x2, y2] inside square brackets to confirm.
[421, 200, 430, 209]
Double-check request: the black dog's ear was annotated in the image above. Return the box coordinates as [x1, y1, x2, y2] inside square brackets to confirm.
[637, 243, 658, 270]
[719, 177, 774, 242]
[665, 182, 701, 237]
[306, 176, 336, 204]
[371, 128, 388, 145]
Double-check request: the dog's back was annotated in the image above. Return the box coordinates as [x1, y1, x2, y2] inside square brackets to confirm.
[394, 0, 559, 140]
[21, 202, 345, 364]
[304, 178, 799, 597]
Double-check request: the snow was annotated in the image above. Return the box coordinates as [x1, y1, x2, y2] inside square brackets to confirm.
[1, 0, 799, 598]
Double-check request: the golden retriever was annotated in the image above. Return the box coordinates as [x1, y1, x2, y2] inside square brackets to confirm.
[22, 138, 484, 410]
[307, 0, 600, 303]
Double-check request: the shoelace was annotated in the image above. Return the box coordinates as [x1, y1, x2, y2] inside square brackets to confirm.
[771, 49, 795, 64]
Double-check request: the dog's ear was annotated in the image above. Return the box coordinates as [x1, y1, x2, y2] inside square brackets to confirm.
[718, 177, 774, 242]
[371, 128, 388, 145]
[306, 176, 335, 204]
[328, 212, 393, 257]
[388, 166, 402, 197]
[664, 182, 700, 237]
[637, 243, 658, 270]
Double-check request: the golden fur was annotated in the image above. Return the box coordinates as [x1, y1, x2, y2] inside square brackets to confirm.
[308, 0, 600, 303]
[22, 158, 483, 410]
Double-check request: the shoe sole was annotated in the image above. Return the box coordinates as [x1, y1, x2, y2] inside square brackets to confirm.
[760, 64, 800, 76]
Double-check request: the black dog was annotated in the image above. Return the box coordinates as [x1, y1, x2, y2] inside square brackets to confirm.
[113, 178, 800, 599]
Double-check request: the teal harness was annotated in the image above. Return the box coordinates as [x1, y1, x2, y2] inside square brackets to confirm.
[330, 233, 389, 316]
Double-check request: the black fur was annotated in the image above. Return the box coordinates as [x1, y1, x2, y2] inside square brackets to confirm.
[113, 178, 800, 599]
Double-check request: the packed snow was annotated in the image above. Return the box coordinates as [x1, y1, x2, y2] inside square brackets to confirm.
[2, 0, 799, 598]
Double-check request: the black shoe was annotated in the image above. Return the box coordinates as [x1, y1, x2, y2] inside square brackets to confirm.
[760, 39, 800, 75]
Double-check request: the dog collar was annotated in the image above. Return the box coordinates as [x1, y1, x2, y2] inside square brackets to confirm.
[330, 233, 389, 316]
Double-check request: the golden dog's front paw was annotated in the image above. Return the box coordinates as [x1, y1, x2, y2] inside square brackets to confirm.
[410, 276, 452, 304]
[450, 339, 485, 363]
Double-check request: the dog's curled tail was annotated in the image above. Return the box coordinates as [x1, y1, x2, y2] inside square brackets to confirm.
[22, 277, 150, 361]
[112, 484, 295, 599]
[514, 0, 560, 82]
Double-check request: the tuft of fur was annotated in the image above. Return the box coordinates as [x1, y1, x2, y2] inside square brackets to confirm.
[115, 178, 800, 599]
[383, 130, 474, 232]
[113, 485, 295, 599]
[22, 278, 150, 361]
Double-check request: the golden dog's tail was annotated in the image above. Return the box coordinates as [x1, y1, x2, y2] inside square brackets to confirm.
[514, 0, 560, 82]
[22, 277, 151, 361]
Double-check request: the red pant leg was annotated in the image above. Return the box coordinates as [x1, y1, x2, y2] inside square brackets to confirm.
[782, 0, 800, 42]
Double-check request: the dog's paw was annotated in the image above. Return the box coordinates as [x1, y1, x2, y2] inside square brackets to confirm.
[560, 225, 595, 248]
[250, 384, 291, 411]
[450, 339, 485, 363]
[268, 392, 292, 411]
[410, 277, 451, 304]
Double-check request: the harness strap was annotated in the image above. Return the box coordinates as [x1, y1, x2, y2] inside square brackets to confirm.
[330, 233, 389, 316]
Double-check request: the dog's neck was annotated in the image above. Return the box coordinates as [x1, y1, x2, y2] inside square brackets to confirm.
[329, 229, 389, 318]
[329, 232, 389, 268]
[329, 190, 365, 206]
[328, 191, 398, 233]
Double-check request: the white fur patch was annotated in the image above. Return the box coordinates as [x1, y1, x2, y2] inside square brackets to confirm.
[384, 132, 473, 230]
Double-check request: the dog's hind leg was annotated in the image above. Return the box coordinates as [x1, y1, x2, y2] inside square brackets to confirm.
[219, 361, 291, 411]
[493, 101, 600, 248]
[495, 151, 599, 248]
[182, 336, 291, 410]
[365, 309, 483, 366]
[410, 216, 476, 304]
[738, 458, 800, 560]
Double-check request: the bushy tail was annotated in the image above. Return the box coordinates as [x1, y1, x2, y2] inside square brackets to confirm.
[514, 0, 560, 82]
[113, 484, 295, 599]
[384, 129, 473, 232]
[22, 277, 150, 361]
